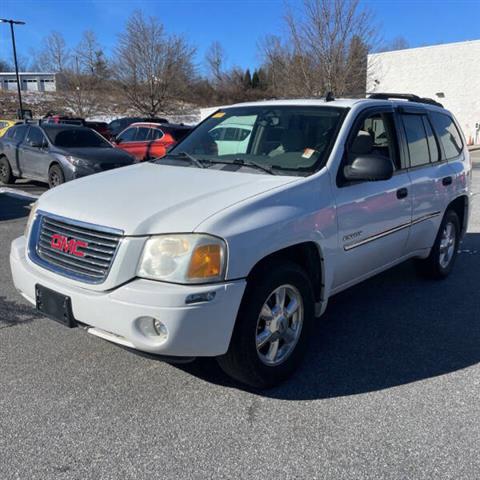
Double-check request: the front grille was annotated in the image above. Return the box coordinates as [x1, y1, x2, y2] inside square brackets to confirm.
[30, 213, 123, 283]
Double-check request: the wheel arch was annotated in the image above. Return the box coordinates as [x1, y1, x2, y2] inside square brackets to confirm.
[446, 195, 469, 238]
[48, 160, 62, 172]
[246, 241, 325, 309]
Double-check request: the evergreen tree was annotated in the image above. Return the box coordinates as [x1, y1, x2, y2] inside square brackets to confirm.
[243, 69, 252, 89]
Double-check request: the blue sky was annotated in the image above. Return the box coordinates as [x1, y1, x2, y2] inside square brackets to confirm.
[1, 0, 479, 72]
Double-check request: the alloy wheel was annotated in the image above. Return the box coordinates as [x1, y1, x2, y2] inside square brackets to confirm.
[439, 221, 456, 269]
[255, 284, 304, 366]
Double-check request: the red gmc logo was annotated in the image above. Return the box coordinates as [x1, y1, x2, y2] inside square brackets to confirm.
[50, 234, 88, 257]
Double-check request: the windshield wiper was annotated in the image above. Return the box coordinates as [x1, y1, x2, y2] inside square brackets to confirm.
[207, 158, 276, 175]
[165, 151, 206, 169]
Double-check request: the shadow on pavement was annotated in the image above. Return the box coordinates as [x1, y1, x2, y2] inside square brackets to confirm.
[175, 232, 480, 399]
[0, 193, 35, 221]
[0, 295, 42, 330]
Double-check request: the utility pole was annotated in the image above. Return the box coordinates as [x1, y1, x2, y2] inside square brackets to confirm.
[0, 18, 26, 118]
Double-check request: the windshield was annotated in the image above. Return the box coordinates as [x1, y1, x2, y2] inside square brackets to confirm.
[46, 128, 112, 148]
[167, 105, 345, 176]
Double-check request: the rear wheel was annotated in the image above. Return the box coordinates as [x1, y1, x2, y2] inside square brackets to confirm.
[416, 209, 460, 279]
[48, 164, 65, 189]
[0, 156, 16, 184]
[217, 261, 314, 388]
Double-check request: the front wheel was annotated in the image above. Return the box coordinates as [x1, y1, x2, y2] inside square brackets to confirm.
[416, 209, 460, 279]
[0, 156, 16, 184]
[48, 164, 65, 189]
[217, 261, 314, 388]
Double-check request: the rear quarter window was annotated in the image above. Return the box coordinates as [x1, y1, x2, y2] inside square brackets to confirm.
[430, 112, 463, 159]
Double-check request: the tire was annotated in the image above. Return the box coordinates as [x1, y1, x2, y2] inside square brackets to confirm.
[217, 261, 314, 389]
[48, 164, 65, 189]
[416, 209, 460, 279]
[0, 156, 16, 184]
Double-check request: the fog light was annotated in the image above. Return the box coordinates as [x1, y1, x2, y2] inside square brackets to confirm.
[137, 316, 168, 342]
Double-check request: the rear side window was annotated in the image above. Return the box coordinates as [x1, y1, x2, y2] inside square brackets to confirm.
[3, 127, 14, 138]
[12, 125, 28, 142]
[151, 129, 164, 140]
[430, 112, 463, 159]
[136, 127, 152, 141]
[422, 117, 440, 162]
[401, 114, 430, 167]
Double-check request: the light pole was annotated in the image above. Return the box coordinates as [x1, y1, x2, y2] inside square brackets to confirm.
[0, 18, 26, 119]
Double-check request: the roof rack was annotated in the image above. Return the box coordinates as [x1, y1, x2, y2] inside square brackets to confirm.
[368, 93, 444, 108]
[21, 118, 43, 125]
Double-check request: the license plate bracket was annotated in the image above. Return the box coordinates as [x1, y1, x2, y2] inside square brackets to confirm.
[35, 284, 77, 328]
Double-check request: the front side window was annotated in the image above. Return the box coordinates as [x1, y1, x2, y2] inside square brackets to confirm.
[344, 112, 399, 172]
[402, 114, 431, 167]
[430, 112, 463, 159]
[25, 127, 47, 147]
[168, 106, 345, 176]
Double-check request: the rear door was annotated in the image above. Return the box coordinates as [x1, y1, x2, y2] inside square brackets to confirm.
[5, 125, 29, 176]
[399, 107, 454, 253]
[332, 107, 412, 289]
[21, 126, 50, 179]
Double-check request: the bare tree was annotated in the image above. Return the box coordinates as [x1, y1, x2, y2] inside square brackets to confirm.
[61, 56, 101, 117]
[260, 0, 378, 97]
[205, 41, 227, 83]
[114, 11, 196, 117]
[75, 30, 109, 79]
[0, 59, 12, 72]
[37, 31, 71, 72]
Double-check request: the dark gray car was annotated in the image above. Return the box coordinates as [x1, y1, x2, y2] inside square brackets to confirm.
[0, 123, 135, 188]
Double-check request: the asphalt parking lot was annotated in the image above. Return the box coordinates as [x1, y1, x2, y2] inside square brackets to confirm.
[1, 151, 480, 480]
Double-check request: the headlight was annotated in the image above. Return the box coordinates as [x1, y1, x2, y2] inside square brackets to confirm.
[65, 156, 89, 167]
[24, 201, 38, 237]
[138, 234, 227, 284]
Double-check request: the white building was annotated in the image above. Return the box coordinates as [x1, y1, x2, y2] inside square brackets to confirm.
[368, 40, 480, 144]
[0, 72, 56, 93]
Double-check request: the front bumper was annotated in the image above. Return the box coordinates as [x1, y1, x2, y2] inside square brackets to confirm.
[10, 236, 246, 357]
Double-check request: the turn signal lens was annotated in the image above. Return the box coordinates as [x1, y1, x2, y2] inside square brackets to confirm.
[188, 244, 222, 280]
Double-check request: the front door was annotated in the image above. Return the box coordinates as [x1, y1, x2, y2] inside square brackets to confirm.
[20, 127, 50, 179]
[332, 108, 412, 289]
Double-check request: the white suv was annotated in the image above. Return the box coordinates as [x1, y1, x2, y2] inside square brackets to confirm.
[10, 94, 472, 388]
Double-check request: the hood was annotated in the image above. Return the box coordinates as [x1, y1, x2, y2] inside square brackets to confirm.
[38, 163, 297, 235]
[55, 147, 134, 164]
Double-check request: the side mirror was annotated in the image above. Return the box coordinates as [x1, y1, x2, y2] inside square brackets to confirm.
[30, 140, 46, 149]
[343, 155, 394, 182]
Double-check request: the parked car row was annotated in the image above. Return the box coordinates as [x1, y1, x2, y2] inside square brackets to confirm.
[0, 117, 193, 188]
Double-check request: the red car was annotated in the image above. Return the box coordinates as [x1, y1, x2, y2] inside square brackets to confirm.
[113, 122, 192, 161]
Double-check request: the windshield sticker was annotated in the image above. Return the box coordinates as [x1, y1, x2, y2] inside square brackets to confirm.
[212, 112, 226, 118]
[302, 148, 315, 159]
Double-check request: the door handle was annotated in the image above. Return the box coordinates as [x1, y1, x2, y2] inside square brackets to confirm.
[442, 176, 453, 186]
[396, 188, 408, 199]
